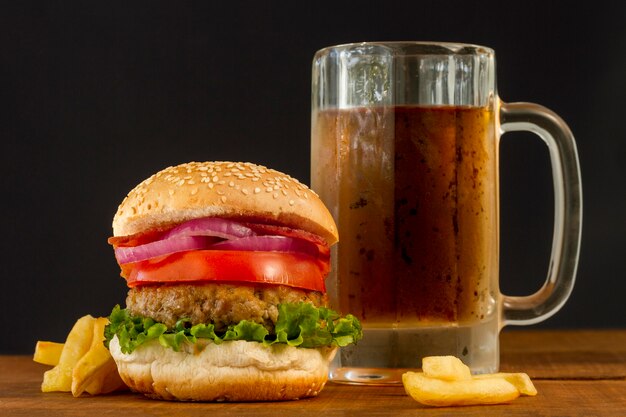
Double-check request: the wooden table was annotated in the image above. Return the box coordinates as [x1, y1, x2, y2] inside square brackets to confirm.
[1, 329, 625, 416]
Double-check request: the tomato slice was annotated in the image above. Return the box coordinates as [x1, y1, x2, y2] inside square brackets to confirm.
[121, 250, 328, 292]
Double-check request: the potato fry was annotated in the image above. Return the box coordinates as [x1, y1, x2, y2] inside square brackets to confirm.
[38, 314, 128, 396]
[84, 359, 126, 395]
[71, 317, 115, 396]
[403, 371, 520, 406]
[84, 373, 104, 395]
[422, 356, 471, 381]
[404, 355, 538, 407]
[42, 315, 96, 392]
[33, 341, 64, 366]
[89, 363, 127, 394]
[474, 372, 537, 396]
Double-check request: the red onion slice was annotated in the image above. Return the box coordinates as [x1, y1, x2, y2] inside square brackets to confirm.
[164, 217, 256, 240]
[115, 236, 215, 264]
[113, 218, 327, 265]
[209, 236, 320, 258]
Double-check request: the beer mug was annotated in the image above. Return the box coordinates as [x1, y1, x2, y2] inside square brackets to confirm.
[310, 42, 582, 384]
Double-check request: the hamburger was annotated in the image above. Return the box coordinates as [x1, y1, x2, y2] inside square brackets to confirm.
[104, 161, 362, 401]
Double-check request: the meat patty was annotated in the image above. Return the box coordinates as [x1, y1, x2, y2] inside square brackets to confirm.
[126, 283, 326, 332]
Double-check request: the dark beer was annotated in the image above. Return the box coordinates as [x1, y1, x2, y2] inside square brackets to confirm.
[312, 105, 497, 327]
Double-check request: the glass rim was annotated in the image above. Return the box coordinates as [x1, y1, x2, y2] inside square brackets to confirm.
[314, 41, 495, 58]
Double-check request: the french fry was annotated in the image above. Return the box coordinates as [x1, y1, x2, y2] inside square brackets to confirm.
[403, 355, 538, 407]
[33, 341, 64, 366]
[87, 363, 127, 395]
[474, 372, 537, 396]
[71, 317, 116, 397]
[37, 314, 128, 396]
[84, 359, 126, 395]
[71, 317, 127, 396]
[42, 315, 96, 392]
[422, 355, 471, 381]
[84, 373, 104, 395]
[403, 371, 520, 406]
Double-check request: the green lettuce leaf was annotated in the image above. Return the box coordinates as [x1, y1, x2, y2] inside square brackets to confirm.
[105, 302, 363, 354]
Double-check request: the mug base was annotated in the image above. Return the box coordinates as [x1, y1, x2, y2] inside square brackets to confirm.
[330, 319, 500, 385]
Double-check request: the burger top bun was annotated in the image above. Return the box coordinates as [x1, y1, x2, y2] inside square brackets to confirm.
[113, 161, 338, 245]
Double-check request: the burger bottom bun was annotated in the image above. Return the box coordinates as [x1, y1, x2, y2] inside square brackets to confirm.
[109, 337, 337, 402]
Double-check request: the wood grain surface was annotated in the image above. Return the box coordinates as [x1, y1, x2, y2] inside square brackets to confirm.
[499, 329, 626, 379]
[1, 330, 625, 417]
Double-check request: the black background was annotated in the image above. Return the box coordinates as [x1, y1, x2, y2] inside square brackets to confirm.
[2, 2, 625, 353]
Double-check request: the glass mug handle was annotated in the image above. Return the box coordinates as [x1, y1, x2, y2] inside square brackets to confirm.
[499, 101, 583, 326]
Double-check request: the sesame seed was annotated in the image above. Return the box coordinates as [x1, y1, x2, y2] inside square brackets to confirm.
[212, 176, 219, 182]
[191, 188, 198, 195]
[242, 188, 249, 195]
[229, 181, 235, 187]
[177, 179, 185, 186]
[254, 187, 261, 194]
[252, 177, 259, 182]
[281, 189, 288, 196]
[208, 183, 214, 189]
[273, 192, 278, 199]
[217, 190, 225, 195]
[187, 180, 195, 185]
[289, 200, 295, 206]
[168, 189, 175, 196]
[221, 196, 227, 203]
[266, 187, 273, 192]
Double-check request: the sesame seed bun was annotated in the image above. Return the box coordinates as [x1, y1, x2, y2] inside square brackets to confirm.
[112, 161, 338, 245]
[109, 337, 337, 401]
